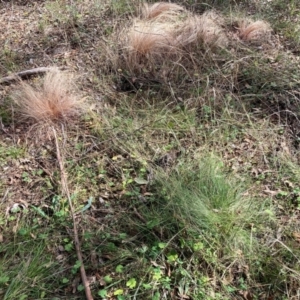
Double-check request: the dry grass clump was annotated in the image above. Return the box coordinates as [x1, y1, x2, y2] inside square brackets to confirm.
[126, 2, 188, 62]
[175, 12, 228, 49]
[121, 2, 228, 74]
[126, 20, 176, 57]
[12, 68, 83, 122]
[141, 2, 184, 20]
[116, 2, 274, 91]
[237, 19, 272, 43]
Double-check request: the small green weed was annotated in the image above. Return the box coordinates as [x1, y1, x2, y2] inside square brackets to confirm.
[0, 145, 25, 162]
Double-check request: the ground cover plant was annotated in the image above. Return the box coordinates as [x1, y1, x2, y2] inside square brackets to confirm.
[1, 0, 300, 299]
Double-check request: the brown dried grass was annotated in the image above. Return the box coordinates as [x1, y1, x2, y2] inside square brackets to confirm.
[122, 4, 228, 72]
[12, 68, 83, 122]
[127, 20, 176, 56]
[175, 12, 228, 48]
[237, 19, 272, 43]
[141, 2, 185, 20]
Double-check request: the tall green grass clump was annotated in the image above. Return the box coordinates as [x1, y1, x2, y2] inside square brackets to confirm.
[0, 238, 60, 300]
[153, 156, 271, 246]
[143, 156, 292, 297]
[0, 208, 74, 300]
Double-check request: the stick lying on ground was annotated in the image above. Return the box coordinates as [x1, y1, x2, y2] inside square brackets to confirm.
[0, 67, 65, 85]
[53, 127, 94, 300]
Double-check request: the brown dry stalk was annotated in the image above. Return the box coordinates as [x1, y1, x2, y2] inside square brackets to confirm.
[0, 67, 65, 85]
[53, 127, 94, 300]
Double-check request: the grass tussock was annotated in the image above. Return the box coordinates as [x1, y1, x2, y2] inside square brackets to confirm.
[176, 11, 228, 48]
[120, 3, 228, 75]
[124, 11, 273, 62]
[126, 20, 175, 57]
[115, 2, 277, 92]
[153, 157, 270, 240]
[12, 68, 83, 122]
[237, 19, 272, 43]
[139, 156, 296, 297]
[1, 242, 59, 300]
[141, 2, 184, 20]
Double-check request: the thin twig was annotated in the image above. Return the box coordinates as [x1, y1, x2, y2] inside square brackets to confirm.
[0, 67, 65, 85]
[53, 127, 94, 300]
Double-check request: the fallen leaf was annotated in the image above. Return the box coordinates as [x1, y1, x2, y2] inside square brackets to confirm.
[293, 232, 300, 242]
[134, 177, 148, 185]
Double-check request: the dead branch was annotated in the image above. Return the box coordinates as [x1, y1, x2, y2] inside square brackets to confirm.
[53, 127, 94, 300]
[0, 67, 65, 85]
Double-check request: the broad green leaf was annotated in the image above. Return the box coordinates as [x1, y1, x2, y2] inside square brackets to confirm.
[62, 277, 69, 284]
[158, 242, 166, 249]
[0, 275, 9, 284]
[77, 284, 85, 291]
[116, 265, 124, 273]
[104, 275, 113, 283]
[142, 283, 152, 289]
[98, 289, 107, 298]
[126, 278, 137, 289]
[114, 289, 124, 295]
[166, 252, 178, 262]
[152, 291, 160, 300]
[193, 242, 204, 251]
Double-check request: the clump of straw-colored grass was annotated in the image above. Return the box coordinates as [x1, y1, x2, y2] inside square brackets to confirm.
[237, 19, 272, 43]
[12, 68, 83, 122]
[121, 3, 228, 72]
[116, 2, 274, 91]
[175, 11, 228, 49]
[127, 20, 176, 57]
[141, 2, 184, 20]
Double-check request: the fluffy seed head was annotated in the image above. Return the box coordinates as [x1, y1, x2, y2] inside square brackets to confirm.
[12, 68, 83, 122]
